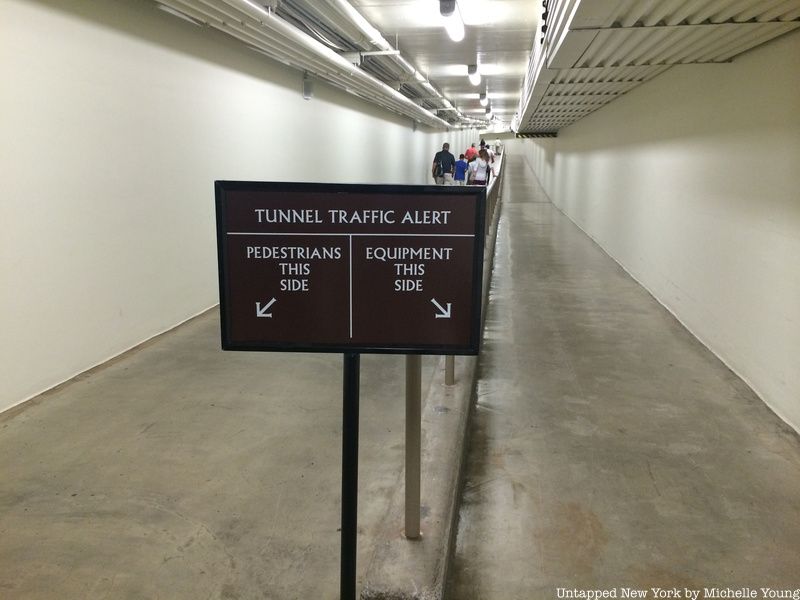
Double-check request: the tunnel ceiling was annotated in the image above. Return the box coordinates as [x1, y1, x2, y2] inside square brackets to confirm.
[348, 0, 539, 129]
[514, 0, 800, 135]
[153, 1, 798, 133]
[153, 0, 537, 131]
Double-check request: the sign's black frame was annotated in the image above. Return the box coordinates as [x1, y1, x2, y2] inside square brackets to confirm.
[215, 181, 486, 356]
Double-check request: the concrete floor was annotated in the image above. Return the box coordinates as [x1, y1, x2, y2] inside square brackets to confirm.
[0, 318, 439, 599]
[446, 157, 800, 598]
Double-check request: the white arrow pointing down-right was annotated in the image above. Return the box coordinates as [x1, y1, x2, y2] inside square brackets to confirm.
[431, 298, 452, 319]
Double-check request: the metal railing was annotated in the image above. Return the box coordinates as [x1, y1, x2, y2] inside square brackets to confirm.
[404, 151, 504, 538]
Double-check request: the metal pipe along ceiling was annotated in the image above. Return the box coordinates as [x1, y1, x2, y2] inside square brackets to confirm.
[155, 0, 452, 128]
[305, 0, 466, 119]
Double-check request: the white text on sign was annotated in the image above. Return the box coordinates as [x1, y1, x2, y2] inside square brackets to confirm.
[254, 208, 453, 225]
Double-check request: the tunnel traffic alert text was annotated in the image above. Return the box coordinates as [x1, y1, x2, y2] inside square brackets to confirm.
[254, 207, 452, 225]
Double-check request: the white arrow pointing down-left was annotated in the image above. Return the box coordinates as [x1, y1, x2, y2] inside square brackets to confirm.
[256, 298, 277, 318]
[431, 298, 452, 319]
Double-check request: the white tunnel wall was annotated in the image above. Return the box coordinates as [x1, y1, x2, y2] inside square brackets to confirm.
[0, 0, 477, 413]
[511, 31, 800, 432]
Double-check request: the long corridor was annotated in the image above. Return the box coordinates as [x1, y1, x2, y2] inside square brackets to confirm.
[1, 155, 799, 600]
[447, 156, 800, 598]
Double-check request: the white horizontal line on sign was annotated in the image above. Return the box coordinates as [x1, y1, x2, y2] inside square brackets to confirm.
[227, 232, 474, 237]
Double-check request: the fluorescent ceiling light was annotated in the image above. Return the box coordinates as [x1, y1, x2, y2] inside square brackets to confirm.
[467, 64, 481, 86]
[441, 1, 465, 42]
[444, 14, 465, 42]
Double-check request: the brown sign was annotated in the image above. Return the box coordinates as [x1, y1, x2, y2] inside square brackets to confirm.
[215, 182, 486, 354]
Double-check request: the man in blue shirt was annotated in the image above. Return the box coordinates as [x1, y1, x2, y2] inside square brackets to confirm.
[454, 153, 469, 185]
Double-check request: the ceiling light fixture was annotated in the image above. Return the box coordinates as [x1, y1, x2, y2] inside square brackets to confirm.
[440, 0, 465, 43]
[479, 93, 488, 107]
[467, 64, 481, 86]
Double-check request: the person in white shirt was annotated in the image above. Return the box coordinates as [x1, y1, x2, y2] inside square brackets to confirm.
[480, 139, 495, 163]
[469, 149, 491, 186]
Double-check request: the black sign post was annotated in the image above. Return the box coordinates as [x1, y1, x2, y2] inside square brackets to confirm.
[215, 181, 486, 599]
[341, 352, 359, 600]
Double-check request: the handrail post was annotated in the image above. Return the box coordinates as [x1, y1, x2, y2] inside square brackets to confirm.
[445, 356, 455, 385]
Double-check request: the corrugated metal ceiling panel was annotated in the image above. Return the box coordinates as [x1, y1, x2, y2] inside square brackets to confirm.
[514, 0, 800, 134]
[606, 0, 800, 27]
[576, 22, 797, 67]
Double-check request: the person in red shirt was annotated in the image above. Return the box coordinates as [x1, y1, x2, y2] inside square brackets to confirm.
[465, 143, 478, 162]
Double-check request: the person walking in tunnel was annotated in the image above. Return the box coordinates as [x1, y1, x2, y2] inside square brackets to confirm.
[432, 142, 456, 185]
[454, 153, 469, 186]
[465, 142, 478, 162]
[469, 148, 491, 186]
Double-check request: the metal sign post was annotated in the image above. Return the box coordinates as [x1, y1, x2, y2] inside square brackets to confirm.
[404, 355, 421, 539]
[341, 353, 360, 600]
[215, 181, 486, 598]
